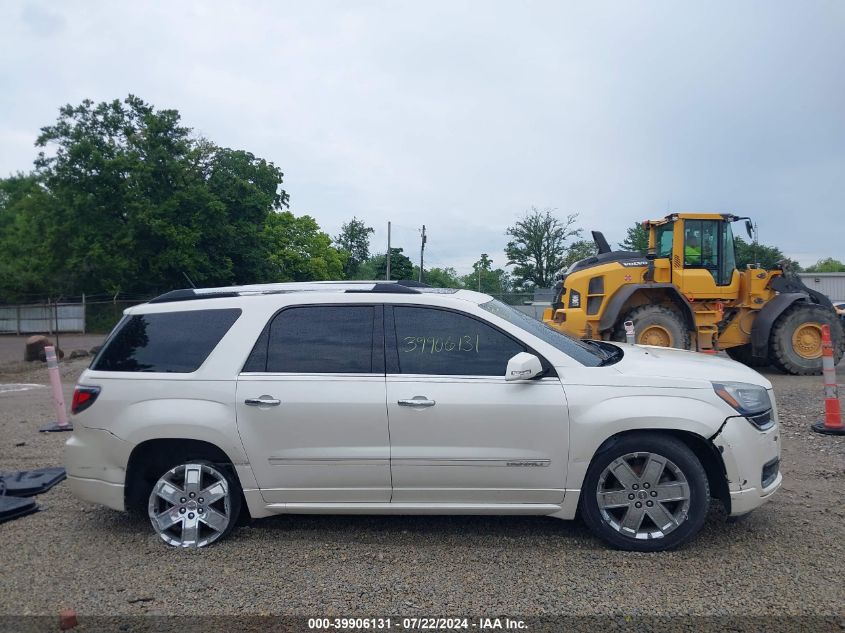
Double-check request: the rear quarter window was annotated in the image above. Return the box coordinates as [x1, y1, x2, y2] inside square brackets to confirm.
[92, 308, 241, 373]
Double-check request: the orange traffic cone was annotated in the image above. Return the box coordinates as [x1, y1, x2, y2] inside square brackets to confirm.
[811, 324, 844, 436]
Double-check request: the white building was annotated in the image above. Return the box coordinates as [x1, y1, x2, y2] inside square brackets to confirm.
[798, 272, 845, 303]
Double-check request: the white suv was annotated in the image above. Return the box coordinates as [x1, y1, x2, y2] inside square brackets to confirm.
[65, 281, 781, 551]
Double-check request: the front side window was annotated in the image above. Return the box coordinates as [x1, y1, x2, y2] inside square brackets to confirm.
[655, 224, 674, 258]
[391, 306, 525, 376]
[258, 305, 376, 374]
[92, 309, 241, 372]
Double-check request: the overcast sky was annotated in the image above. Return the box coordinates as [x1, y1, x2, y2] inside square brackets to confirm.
[1, 1, 843, 273]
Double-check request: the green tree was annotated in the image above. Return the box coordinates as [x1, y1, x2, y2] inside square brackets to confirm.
[460, 253, 511, 293]
[415, 266, 462, 288]
[0, 95, 307, 299]
[335, 217, 374, 278]
[32, 96, 286, 294]
[804, 257, 845, 273]
[205, 146, 290, 284]
[352, 257, 379, 280]
[560, 239, 598, 270]
[732, 237, 788, 270]
[619, 222, 648, 253]
[262, 211, 344, 281]
[0, 173, 54, 301]
[372, 248, 414, 280]
[505, 207, 582, 288]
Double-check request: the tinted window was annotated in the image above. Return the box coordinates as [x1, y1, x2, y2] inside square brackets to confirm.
[242, 326, 269, 372]
[265, 306, 376, 373]
[392, 306, 524, 376]
[93, 309, 241, 373]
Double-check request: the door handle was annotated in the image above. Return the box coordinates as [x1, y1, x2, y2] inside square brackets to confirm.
[244, 397, 281, 407]
[398, 397, 436, 408]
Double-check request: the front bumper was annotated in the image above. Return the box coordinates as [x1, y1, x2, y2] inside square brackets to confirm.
[729, 471, 782, 515]
[66, 475, 125, 512]
[64, 425, 132, 512]
[713, 399, 782, 516]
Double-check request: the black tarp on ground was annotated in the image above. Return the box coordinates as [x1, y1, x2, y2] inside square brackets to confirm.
[0, 467, 66, 496]
[0, 495, 38, 524]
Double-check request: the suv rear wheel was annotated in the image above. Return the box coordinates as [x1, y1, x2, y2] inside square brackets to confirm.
[147, 460, 241, 548]
[580, 434, 709, 551]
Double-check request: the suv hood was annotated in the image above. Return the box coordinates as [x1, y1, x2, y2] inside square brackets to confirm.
[608, 344, 772, 389]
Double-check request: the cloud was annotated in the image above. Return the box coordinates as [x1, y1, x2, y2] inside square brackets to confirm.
[20, 3, 66, 36]
[0, 0, 842, 276]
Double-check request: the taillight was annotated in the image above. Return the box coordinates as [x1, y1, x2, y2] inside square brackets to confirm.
[71, 386, 100, 414]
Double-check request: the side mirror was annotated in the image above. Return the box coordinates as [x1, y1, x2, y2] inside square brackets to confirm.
[505, 352, 544, 381]
[745, 220, 754, 240]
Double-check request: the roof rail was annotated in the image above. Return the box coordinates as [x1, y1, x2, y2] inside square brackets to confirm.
[148, 280, 425, 304]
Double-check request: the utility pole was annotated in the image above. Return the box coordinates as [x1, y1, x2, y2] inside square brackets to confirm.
[386, 221, 391, 281]
[753, 221, 759, 267]
[419, 225, 426, 283]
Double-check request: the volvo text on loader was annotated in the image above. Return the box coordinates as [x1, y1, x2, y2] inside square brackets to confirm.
[543, 213, 844, 375]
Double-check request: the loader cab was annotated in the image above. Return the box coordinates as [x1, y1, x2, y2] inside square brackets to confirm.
[648, 214, 742, 300]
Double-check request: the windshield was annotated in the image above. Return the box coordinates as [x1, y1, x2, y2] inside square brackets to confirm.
[479, 299, 604, 367]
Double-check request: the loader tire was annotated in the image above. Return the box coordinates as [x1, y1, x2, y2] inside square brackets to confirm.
[769, 303, 844, 375]
[614, 305, 691, 350]
[725, 344, 769, 367]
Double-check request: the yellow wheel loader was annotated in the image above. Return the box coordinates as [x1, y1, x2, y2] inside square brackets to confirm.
[543, 213, 844, 375]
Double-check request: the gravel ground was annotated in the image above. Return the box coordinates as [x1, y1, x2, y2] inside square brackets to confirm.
[0, 358, 843, 624]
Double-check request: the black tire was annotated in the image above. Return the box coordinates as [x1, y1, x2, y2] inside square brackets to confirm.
[613, 304, 691, 350]
[769, 303, 844, 376]
[146, 458, 242, 548]
[725, 344, 769, 367]
[579, 433, 709, 552]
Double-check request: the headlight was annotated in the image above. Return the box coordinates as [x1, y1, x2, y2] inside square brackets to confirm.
[712, 382, 774, 429]
[712, 382, 770, 414]
[569, 289, 581, 308]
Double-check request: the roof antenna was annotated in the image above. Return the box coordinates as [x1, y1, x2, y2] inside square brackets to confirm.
[182, 272, 197, 288]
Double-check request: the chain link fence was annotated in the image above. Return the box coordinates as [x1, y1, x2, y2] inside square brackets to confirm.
[85, 300, 150, 333]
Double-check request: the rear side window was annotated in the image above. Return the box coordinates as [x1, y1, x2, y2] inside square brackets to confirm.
[92, 309, 241, 373]
[252, 305, 378, 374]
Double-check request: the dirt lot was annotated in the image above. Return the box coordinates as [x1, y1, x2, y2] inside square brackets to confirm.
[0, 354, 843, 625]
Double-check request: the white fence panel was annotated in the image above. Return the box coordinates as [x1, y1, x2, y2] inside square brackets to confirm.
[0, 303, 85, 334]
[0, 306, 17, 332]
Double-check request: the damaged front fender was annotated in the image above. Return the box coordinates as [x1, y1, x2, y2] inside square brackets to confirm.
[711, 412, 782, 516]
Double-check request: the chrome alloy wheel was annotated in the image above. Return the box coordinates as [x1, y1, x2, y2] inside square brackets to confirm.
[596, 451, 691, 540]
[148, 463, 232, 548]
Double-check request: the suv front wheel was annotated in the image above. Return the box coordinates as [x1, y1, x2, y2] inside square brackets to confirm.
[147, 460, 242, 548]
[580, 434, 709, 552]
